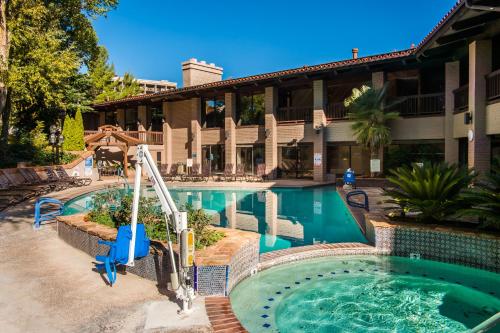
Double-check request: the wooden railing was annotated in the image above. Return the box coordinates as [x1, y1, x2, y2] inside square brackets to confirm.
[276, 106, 313, 123]
[391, 93, 445, 116]
[326, 102, 348, 120]
[486, 69, 500, 102]
[453, 85, 469, 113]
[84, 129, 163, 145]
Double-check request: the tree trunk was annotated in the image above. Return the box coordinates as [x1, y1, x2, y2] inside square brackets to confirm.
[0, 0, 10, 156]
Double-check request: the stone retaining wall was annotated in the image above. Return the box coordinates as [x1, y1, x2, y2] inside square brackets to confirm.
[56, 214, 260, 295]
[366, 216, 500, 272]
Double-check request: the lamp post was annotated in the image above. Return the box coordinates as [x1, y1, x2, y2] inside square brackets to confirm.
[49, 125, 64, 164]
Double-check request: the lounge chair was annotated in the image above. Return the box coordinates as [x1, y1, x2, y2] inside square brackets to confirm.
[18, 168, 59, 192]
[163, 164, 179, 182]
[186, 164, 202, 182]
[255, 163, 268, 182]
[44, 167, 74, 190]
[235, 164, 246, 181]
[95, 224, 150, 286]
[55, 166, 92, 186]
[0, 171, 44, 198]
[199, 163, 210, 182]
[222, 163, 235, 181]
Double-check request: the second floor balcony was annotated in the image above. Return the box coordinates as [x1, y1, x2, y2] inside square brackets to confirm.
[84, 128, 163, 145]
[486, 69, 500, 102]
[276, 106, 313, 123]
[391, 93, 445, 117]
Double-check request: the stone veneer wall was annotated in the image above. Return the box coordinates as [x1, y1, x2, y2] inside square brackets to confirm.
[367, 218, 500, 273]
[57, 215, 260, 295]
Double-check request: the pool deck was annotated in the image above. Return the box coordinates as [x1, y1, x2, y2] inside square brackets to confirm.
[0, 178, 391, 332]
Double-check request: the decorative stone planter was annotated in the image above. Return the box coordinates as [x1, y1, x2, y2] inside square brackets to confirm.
[366, 213, 500, 272]
[56, 214, 260, 295]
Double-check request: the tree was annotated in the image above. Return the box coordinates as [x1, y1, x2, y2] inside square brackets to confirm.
[62, 109, 85, 151]
[344, 84, 399, 175]
[116, 72, 141, 100]
[0, 0, 118, 156]
[89, 45, 117, 103]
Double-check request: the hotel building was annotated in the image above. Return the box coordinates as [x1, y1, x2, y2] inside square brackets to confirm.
[88, 1, 500, 181]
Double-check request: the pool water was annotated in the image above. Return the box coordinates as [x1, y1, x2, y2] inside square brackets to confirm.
[230, 256, 500, 333]
[63, 186, 366, 253]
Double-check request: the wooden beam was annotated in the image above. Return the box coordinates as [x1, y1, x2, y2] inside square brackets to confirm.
[436, 25, 485, 45]
[451, 12, 500, 31]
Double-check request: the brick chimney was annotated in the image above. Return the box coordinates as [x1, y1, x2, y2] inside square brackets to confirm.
[182, 58, 223, 87]
[352, 48, 359, 59]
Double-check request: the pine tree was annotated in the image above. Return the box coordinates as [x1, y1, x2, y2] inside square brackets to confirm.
[89, 46, 117, 103]
[73, 108, 85, 150]
[62, 114, 74, 151]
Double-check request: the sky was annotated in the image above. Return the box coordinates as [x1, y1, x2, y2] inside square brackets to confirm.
[93, 0, 458, 85]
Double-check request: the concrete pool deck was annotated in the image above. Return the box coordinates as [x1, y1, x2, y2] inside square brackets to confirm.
[0, 181, 212, 333]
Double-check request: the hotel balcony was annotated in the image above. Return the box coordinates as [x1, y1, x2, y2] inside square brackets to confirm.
[453, 84, 469, 114]
[486, 69, 500, 102]
[84, 129, 163, 145]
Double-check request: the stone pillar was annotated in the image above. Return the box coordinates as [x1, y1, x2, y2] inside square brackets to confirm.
[137, 105, 147, 131]
[372, 72, 385, 173]
[190, 98, 202, 166]
[265, 86, 278, 178]
[313, 80, 327, 182]
[445, 61, 460, 164]
[116, 108, 125, 129]
[162, 101, 173, 169]
[372, 72, 384, 90]
[265, 190, 278, 248]
[225, 93, 237, 172]
[468, 40, 491, 173]
[99, 111, 105, 127]
[225, 192, 237, 229]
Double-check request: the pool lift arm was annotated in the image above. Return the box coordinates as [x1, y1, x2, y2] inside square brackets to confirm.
[127, 144, 195, 313]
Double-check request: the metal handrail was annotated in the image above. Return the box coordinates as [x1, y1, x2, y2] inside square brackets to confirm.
[468, 312, 500, 333]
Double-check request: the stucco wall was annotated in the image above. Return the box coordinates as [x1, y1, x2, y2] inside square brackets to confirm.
[390, 116, 445, 140]
[453, 113, 468, 138]
[486, 101, 500, 135]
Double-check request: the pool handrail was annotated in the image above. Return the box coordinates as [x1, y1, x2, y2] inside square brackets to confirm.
[346, 190, 369, 211]
[34, 197, 64, 229]
[468, 312, 500, 333]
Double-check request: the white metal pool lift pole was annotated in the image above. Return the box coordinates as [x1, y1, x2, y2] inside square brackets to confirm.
[126, 144, 195, 313]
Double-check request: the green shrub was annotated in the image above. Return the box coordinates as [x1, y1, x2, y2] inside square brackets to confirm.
[62, 109, 85, 151]
[384, 162, 475, 223]
[456, 159, 500, 229]
[87, 191, 224, 249]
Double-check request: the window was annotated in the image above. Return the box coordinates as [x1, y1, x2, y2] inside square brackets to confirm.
[385, 141, 445, 171]
[147, 105, 163, 131]
[104, 110, 117, 125]
[124, 108, 138, 130]
[202, 97, 225, 128]
[202, 145, 225, 172]
[236, 92, 265, 126]
[236, 145, 265, 174]
[278, 143, 313, 179]
[326, 144, 370, 176]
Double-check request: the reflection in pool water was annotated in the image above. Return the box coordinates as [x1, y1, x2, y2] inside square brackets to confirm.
[63, 186, 367, 253]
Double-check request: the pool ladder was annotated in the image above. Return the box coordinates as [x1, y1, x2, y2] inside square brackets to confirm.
[346, 190, 369, 211]
[34, 197, 64, 229]
[468, 312, 500, 333]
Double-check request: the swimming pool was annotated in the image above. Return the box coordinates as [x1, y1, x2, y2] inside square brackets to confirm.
[63, 186, 366, 253]
[230, 255, 500, 333]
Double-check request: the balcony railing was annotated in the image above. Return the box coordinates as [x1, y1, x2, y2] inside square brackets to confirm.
[276, 106, 313, 123]
[453, 84, 469, 113]
[326, 102, 348, 120]
[84, 129, 163, 145]
[486, 69, 500, 102]
[391, 93, 445, 116]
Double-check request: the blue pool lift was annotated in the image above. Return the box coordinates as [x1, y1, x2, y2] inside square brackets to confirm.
[95, 223, 150, 286]
[34, 197, 64, 229]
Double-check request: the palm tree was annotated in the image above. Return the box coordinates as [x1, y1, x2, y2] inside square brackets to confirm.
[457, 158, 500, 228]
[344, 83, 399, 175]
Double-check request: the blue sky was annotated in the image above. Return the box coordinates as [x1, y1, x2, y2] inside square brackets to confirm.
[93, 0, 457, 85]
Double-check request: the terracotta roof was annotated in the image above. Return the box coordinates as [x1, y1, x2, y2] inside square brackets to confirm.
[93, 49, 413, 107]
[415, 0, 466, 52]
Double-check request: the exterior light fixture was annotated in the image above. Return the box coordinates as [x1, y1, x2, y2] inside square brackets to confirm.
[314, 125, 323, 134]
[265, 128, 271, 138]
[224, 131, 229, 140]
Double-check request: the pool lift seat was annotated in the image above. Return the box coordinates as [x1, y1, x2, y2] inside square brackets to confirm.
[95, 224, 150, 286]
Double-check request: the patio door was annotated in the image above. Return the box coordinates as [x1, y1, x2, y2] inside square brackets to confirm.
[236, 145, 265, 174]
[202, 145, 225, 174]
